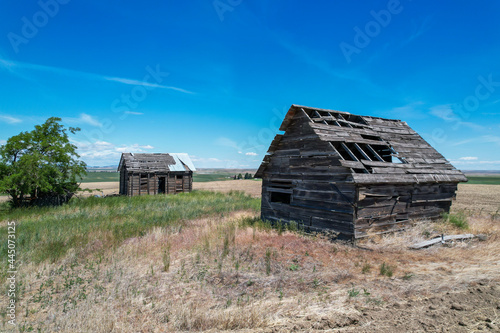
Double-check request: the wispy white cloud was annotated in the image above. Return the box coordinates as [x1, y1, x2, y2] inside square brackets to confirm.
[191, 156, 223, 163]
[215, 137, 240, 150]
[124, 111, 144, 115]
[0, 58, 15, 68]
[0, 115, 22, 124]
[190, 155, 246, 168]
[429, 104, 484, 130]
[452, 138, 477, 146]
[451, 159, 500, 165]
[104, 76, 194, 94]
[384, 101, 426, 119]
[80, 113, 102, 127]
[402, 15, 433, 46]
[64, 113, 102, 127]
[452, 135, 500, 147]
[475, 161, 500, 164]
[245, 152, 257, 156]
[483, 98, 500, 108]
[0, 139, 6, 145]
[115, 144, 154, 153]
[482, 135, 500, 146]
[430, 104, 456, 121]
[73, 140, 155, 162]
[275, 34, 387, 97]
[450, 156, 500, 170]
[0, 58, 194, 94]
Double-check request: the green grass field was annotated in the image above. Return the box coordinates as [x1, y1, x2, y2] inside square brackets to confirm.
[0, 191, 260, 268]
[193, 172, 235, 182]
[79, 172, 119, 183]
[465, 176, 500, 185]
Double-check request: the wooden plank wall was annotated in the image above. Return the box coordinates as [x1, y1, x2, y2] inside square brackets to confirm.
[261, 112, 356, 238]
[354, 183, 457, 238]
[260, 107, 462, 239]
[126, 172, 192, 196]
[119, 167, 127, 195]
[167, 174, 176, 194]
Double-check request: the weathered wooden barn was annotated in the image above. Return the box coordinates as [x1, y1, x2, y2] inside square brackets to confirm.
[118, 153, 196, 196]
[255, 105, 467, 239]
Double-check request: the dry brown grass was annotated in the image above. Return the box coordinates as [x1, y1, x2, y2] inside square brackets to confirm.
[3, 183, 500, 332]
[8, 207, 500, 332]
[79, 181, 120, 197]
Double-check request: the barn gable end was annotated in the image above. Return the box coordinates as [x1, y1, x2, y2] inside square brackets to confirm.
[118, 153, 196, 196]
[255, 105, 467, 239]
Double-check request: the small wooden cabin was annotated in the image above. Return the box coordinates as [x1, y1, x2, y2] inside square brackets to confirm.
[118, 153, 196, 196]
[255, 105, 467, 239]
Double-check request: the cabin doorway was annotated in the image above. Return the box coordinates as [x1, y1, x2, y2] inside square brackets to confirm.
[158, 177, 166, 194]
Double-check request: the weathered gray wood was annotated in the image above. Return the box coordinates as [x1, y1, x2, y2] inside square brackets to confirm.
[255, 104, 467, 239]
[118, 153, 194, 196]
[409, 234, 476, 249]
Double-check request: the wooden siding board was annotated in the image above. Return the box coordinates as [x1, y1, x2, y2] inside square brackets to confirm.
[257, 105, 465, 239]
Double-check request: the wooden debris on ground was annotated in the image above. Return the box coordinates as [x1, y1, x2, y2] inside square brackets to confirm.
[409, 234, 478, 249]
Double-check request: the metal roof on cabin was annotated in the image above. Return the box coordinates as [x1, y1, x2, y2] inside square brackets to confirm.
[169, 153, 197, 172]
[118, 153, 196, 173]
[255, 105, 467, 184]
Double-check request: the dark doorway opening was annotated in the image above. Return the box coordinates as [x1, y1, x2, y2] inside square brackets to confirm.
[158, 177, 166, 194]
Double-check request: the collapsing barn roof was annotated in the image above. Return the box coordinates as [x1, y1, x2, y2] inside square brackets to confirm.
[255, 105, 467, 184]
[118, 153, 196, 173]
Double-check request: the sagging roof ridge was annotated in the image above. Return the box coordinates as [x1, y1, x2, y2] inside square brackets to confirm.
[117, 152, 196, 172]
[280, 104, 403, 131]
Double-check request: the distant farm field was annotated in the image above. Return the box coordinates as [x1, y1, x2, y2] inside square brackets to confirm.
[193, 172, 234, 182]
[465, 175, 500, 185]
[80, 171, 252, 183]
[80, 172, 119, 183]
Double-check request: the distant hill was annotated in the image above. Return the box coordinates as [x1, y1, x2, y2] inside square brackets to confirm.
[87, 166, 117, 172]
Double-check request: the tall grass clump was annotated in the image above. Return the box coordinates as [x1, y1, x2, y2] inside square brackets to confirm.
[238, 216, 272, 231]
[265, 248, 272, 276]
[379, 262, 394, 277]
[0, 190, 260, 266]
[163, 243, 171, 272]
[442, 211, 469, 230]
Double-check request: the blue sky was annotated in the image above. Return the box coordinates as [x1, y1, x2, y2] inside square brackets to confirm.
[1, 0, 499, 169]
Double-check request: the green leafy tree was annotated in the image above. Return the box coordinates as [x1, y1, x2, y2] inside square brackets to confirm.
[237, 173, 243, 180]
[0, 117, 87, 207]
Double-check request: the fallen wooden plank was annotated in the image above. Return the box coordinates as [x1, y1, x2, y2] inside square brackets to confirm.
[409, 234, 476, 249]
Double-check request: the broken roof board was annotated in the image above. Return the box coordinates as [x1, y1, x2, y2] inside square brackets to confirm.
[255, 105, 467, 184]
[118, 153, 196, 173]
